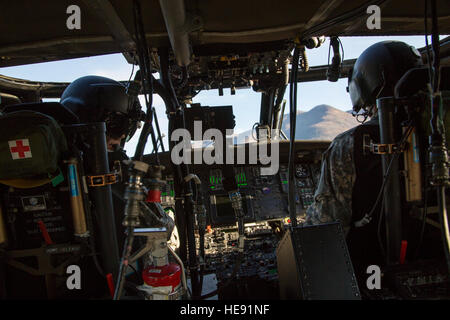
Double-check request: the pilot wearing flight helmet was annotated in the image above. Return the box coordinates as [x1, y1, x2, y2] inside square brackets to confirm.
[60, 76, 143, 241]
[60, 75, 142, 155]
[60, 75, 174, 247]
[305, 41, 424, 235]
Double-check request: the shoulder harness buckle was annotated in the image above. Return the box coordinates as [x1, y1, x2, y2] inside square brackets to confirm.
[86, 173, 119, 187]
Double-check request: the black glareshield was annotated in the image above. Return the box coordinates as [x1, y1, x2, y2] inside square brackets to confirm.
[184, 104, 235, 139]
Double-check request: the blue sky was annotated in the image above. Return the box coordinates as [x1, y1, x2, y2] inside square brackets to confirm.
[0, 36, 432, 155]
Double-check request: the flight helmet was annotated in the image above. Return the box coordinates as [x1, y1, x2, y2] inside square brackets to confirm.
[348, 41, 423, 115]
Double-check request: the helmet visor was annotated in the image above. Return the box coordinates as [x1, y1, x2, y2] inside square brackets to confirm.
[105, 112, 132, 139]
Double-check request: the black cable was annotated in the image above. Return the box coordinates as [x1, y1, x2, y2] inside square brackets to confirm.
[125, 63, 138, 131]
[338, 37, 345, 63]
[414, 183, 429, 259]
[196, 227, 205, 299]
[375, 146, 407, 259]
[85, 205, 105, 278]
[251, 122, 260, 141]
[365, 125, 414, 222]
[377, 192, 386, 258]
[132, 0, 160, 162]
[326, 36, 344, 66]
[375, 154, 398, 259]
[135, 73, 159, 162]
[299, 47, 309, 72]
[113, 226, 135, 300]
[327, 37, 344, 68]
[153, 107, 166, 152]
[161, 48, 190, 279]
[424, 0, 434, 92]
[127, 263, 140, 279]
[162, 56, 200, 297]
[360, 125, 414, 257]
[288, 47, 300, 227]
[427, 0, 443, 137]
[133, 0, 152, 107]
[430, 0, 441, 94]
[371, 126, 411, 257]
[127, 62, 136, 84]
[273, 60, 289, 132]
[327, 39, 331, 66]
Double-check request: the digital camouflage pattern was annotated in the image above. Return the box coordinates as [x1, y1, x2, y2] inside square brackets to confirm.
[305, 128, 356, 234]
[305, 117, 380, 234]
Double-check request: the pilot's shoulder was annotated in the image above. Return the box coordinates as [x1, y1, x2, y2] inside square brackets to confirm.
[335, 125, 359, 141]
[328, 126, 357, 151]
[325, 126, 358, 164]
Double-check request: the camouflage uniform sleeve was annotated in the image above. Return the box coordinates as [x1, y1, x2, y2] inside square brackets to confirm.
[305, 129, 356, 233]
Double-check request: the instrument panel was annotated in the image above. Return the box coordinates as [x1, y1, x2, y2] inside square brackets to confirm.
[154, 140, 329, 227]
[161, 163, 322, 227]
[203, 164, 320, 226]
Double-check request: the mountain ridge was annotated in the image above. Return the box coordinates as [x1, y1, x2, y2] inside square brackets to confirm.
[234, 104, 359, 143]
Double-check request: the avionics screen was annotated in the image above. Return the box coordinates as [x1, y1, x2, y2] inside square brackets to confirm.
[214, 194, 248, 218]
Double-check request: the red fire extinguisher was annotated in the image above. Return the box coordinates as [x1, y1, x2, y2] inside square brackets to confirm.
[142, 263, 182, 300]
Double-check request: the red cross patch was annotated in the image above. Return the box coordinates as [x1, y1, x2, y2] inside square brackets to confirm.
[8, 139, 32, 160]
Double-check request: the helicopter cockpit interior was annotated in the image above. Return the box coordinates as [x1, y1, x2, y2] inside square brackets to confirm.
[0, 0, 450, 301]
